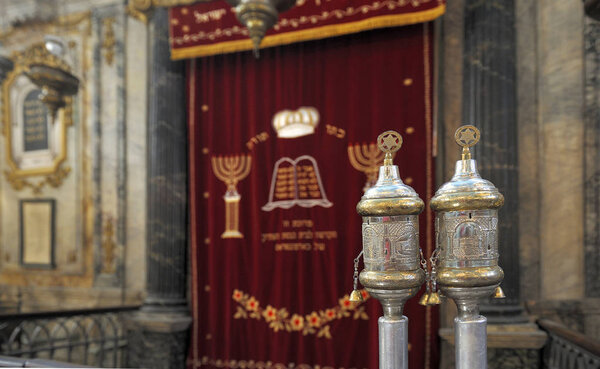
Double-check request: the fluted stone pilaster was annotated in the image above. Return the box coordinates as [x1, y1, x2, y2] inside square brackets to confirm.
[144, 7, 188, 309]
[585, 16, 600, 298]
[462, 0, 524, 321]
[126, 7, 190, 369]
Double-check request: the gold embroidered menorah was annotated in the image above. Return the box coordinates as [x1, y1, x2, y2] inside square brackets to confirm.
[347, 142, 388, 192]
[211, 155, 252, 239]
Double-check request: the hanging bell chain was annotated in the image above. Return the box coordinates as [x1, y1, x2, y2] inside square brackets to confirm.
[419, 248, 429, 280]
[419, 249, 431, 306]
[427, 248, 441, 305]
[349, 251, 364, 302]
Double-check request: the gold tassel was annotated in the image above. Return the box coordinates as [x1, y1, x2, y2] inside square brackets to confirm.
[349, 289, 363, 302]
[418, 292, 430, 306]
[493, 286, 506, 299]
[427, 291, 441, 305]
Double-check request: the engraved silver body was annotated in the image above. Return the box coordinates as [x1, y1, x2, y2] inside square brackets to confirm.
[362, 213, 418, 369]
[363, 215, 419, 272]
[436, 209, 498, 268]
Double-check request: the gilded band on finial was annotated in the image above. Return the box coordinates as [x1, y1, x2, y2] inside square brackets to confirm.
[377, 130, 402, 165]
[454, 125, 480, 160]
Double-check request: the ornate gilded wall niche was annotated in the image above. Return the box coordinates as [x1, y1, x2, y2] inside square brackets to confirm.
[1, 43, 75, 194]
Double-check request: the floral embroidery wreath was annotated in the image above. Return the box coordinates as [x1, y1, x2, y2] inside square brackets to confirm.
[232, 289, 370, 339]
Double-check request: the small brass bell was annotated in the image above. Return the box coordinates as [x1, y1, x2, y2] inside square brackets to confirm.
[349, 252, 363, 302]
[418, 292, 430, 306]
[427, 291, 441, 305]
[493, 286, 506, 299]
[349, 289, 364, 302]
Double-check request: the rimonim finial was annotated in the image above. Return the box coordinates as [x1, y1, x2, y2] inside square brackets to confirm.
[377, 130, 403, 166]
[455, 125, 480, 160]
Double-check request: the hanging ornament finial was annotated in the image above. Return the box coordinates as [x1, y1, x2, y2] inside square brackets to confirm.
[227, 0, 295, 57]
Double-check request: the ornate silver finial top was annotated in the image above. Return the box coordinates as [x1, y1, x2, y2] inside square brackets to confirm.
[455, 125, 480, 160]
[377, 130, 402, 166]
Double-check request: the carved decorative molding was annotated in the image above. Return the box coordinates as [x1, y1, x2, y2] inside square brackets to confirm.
[127, 0, 204, 24]
[102, 18, 116, 65]
[1, 43, 76, 194]
[101, 216, 116, 274]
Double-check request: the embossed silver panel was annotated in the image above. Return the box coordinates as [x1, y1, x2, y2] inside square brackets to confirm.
[436, 209, 498, 267]
[362, 215, 419, 271]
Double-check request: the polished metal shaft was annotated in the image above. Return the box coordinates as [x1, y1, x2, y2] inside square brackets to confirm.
[455, 315, 487, 369]
[378, 315, 408, 369]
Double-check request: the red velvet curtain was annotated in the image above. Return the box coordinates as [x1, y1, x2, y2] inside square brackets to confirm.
[188, 23, 438, 369]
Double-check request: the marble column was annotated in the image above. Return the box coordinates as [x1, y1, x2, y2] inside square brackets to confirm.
[585, 13, 600, 300]
[461, 0, 525, 322]
[583, 7, 600, 341]
[143, 6, 188, 311]
[126, 7, 191, 369]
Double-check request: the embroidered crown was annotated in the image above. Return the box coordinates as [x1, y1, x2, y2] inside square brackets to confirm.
[272, 107, 319, 138]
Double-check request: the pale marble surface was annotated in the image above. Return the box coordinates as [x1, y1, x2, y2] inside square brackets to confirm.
[516, 0, 541, 302]
[125, 16, 148, 294]
[538, 0, 585, 300]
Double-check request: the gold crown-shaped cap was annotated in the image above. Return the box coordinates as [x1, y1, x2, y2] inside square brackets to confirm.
[272, 107, 319, 138]
[430, 125, 504, 212]
[356, 130, 424, 216]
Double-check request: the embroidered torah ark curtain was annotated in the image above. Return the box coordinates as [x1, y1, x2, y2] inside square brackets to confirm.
[169, 0, 445, 58]
[188, 23, 438, 369]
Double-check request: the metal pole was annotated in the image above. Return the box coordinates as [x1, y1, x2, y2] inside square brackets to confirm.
[455, 315, 487, 369]
[378, 315, 408, 369]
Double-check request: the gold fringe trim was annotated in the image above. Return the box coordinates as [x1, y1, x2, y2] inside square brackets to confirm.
[170, 4, 445, 59]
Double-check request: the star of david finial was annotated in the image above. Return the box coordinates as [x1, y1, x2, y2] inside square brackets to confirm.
[454, 125, 480, 160]
[377, 130, 402, 165]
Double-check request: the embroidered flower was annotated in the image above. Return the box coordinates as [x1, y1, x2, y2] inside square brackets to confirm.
[290, 314, 304, 330]
[263, 305, 277, 322]
[339, 295, 353, 310]
[232, 289, 370, 339]
[361, 290, 370, 300]
[246, 297, 259, 311]
[306, 312, 321, 327]
[232, 289, 243, 302]
[325, 308, 336, 319]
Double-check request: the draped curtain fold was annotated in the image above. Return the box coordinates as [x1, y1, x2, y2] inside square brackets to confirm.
[188, 23, 438, 369]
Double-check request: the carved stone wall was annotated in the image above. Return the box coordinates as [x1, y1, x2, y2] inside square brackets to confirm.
[0, 0, 148, 310]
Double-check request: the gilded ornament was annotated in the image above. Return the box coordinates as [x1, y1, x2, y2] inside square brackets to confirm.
[225, 0, 297, 57]
[211, 154, 252, 238]
[102, 18, 116, 66]
[2, 43, 76, 194]
[347, 142, 387, 192]
[101, 217, 117, 274]
[4, 166, 71, 194]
